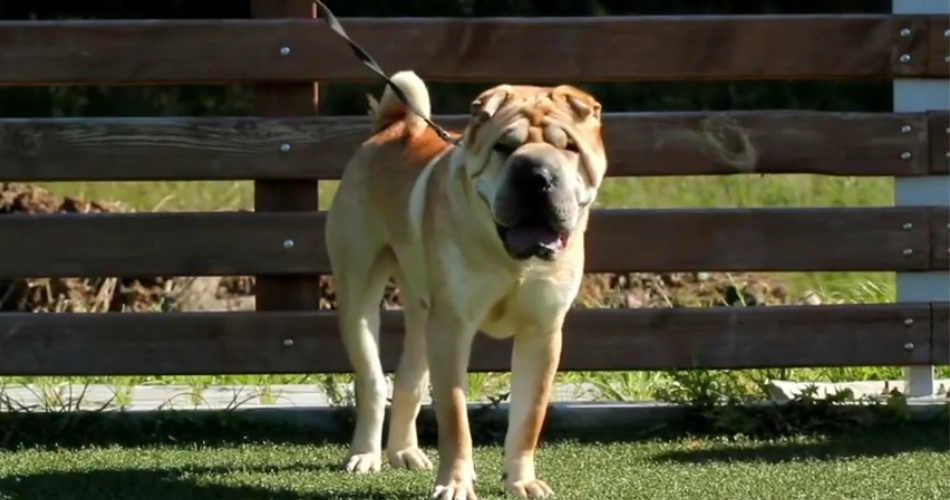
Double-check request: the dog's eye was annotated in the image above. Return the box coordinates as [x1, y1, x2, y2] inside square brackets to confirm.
[493, 142, 517, 156]
[564, 141, 580, 153]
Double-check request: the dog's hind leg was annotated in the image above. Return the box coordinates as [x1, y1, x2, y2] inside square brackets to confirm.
[330, 240, 395, 474]
[385, 270, 433, 470]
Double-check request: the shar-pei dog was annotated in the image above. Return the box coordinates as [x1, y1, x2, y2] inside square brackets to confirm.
[325, 70, 607, 499]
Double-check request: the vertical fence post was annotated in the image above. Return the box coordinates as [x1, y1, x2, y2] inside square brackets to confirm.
[893, 0, 948, 397]
[250, 0, 322, 312]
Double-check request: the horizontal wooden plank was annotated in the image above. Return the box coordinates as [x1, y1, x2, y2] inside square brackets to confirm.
[928, 111, 949, 174]
[0, 111, 927, 182]
[0, 212, 327, 278]
[0, 15, 942, 85]
[583, 207, 933, 273]
[0, 207, 937, 278]
[930, 208, 949, 271]
[927, 16, 950, 78]
[931, 303, 949, 366]
[0, 303, 936, 376]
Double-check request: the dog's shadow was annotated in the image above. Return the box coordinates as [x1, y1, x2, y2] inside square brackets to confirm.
[0, 464, 425, 500]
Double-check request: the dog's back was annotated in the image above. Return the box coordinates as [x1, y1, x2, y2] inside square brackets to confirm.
[335, 71, 458, 210]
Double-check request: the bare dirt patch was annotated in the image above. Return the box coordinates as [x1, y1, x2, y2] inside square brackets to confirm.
[0, 183, 169, 312]
[224, 271, 802, 312]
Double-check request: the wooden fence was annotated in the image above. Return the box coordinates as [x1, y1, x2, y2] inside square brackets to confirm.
[0, 1, 948, 385]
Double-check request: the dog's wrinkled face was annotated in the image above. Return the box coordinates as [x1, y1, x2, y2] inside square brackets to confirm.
[461, 84, 607, 262]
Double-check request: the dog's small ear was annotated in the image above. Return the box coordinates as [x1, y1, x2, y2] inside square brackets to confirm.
[566, 95, 601, 121]
[555, 86, 602, 122]
[470, 87, 511, 125]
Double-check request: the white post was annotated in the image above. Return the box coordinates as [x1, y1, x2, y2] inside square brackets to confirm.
[893, 0, 949, 398]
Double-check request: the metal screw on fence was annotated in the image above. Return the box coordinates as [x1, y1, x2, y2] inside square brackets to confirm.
[900, 28, 912, 37]
[901, 151, 912, 160]
[283, 339, 295, 347]
[904, 342, 915, 351]
[902, 222, 913, 230]
[280, 46, 291, 56]
[899, 54, 912, 63]
[904, 318, 914, 326]
[902, 248, 914, 256]
[901, 125, 912, 133]
[283, 239, 295, 249]
[280, 143, 291, 152]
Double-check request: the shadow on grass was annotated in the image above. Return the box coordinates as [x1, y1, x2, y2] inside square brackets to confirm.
[0, 409, 356, 450]
[0, 465, 421, 500]
[650, 423, 950, 465]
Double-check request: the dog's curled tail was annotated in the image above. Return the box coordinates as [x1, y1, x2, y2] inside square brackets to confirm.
[365, 70, 432, 136]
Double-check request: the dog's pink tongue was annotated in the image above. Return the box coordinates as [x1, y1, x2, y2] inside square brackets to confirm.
[505, 226, 561, 255]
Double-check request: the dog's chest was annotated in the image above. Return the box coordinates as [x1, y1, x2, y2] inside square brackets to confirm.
[434, 243, 582, 338]
[477, 272, 580, 339]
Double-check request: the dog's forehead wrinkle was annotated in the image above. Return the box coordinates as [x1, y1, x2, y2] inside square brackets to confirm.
[519, 103, 558, 128]
[525, 127, 544, 143]
[501, 124, 528, 143]
[543, 123, 567, 147]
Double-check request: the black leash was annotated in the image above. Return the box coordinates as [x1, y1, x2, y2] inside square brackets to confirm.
[310, 0, 461, 145]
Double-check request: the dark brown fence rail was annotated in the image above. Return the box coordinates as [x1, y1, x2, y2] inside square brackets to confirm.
[0, 15, 947, 85]
[0, 303, 937, 375]
[926, 16, 950, 78]
[0, 6, 947, 378]
[932, 303, 950, 365]
[0, 111, 941, 181]
[931, 208, 950, 270]
[929, 111, 950, 173]
[0, 207, 942, 278]
[0, 212, 326, 277]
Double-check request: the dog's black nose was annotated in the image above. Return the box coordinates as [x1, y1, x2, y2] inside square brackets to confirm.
[509, 156, 559, 195]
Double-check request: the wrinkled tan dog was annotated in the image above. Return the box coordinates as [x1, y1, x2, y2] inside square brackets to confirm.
[325, 70, 607, 500]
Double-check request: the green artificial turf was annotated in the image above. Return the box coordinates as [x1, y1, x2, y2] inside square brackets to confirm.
[1, 427, 947, 500]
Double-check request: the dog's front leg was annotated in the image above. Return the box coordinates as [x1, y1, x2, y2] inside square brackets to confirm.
[427, 308, 479, 500]
[502, 321, 563, 498]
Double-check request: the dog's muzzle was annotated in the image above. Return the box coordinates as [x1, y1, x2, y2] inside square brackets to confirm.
[493, 155, 577, 261]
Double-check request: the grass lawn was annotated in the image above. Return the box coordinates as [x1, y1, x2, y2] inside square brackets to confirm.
[0, 424, 947, 500]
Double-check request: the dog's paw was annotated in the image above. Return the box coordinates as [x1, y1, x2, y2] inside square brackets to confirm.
[387, 447, 433, 470]
[431, 479, 477, 500]
[342, 452, 382, 474]
[505, 479, 554, 498]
